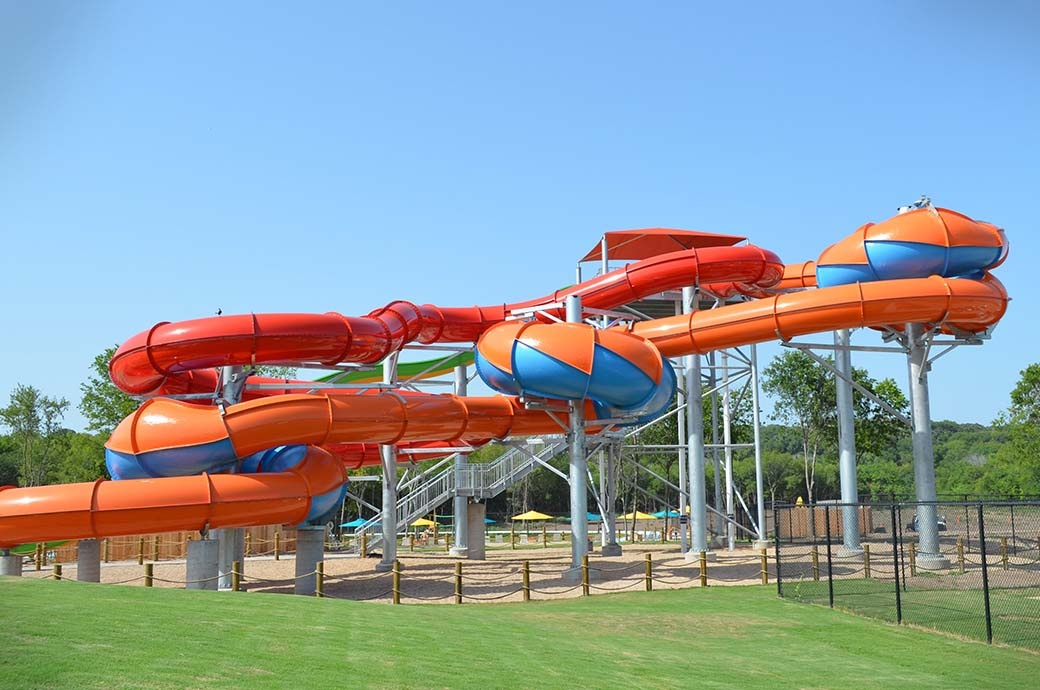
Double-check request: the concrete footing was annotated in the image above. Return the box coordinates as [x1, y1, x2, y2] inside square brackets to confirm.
[600, 543, 623, 557]
[684, 549, 718, 563]
[294, 526, 325, 595]
[186, 539, 219, 590]
[465, 503, 487, 560]
[915, 553, 951, 570]
[77, 539, 101, 582]
[1, 553, 22, 577]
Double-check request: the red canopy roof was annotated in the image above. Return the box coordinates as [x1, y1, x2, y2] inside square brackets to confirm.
[579, 228, 746, 263]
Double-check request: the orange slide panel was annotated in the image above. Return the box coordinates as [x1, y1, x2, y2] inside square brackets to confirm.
[0, 446, 345, 548]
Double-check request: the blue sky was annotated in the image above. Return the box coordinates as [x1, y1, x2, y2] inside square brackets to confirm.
[1, 2, 1037, 431]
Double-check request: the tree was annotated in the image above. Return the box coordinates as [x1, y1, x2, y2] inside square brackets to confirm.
[0, 384, 69, 486]
[763, 351, 835, 506]
[1009, 363, 1040, 425]
[79, 346, 140, 435]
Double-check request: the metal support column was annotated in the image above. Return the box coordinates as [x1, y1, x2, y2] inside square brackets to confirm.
[675, 296, 689, 554]
[566, 294, 589, 577]
[750, 345, 769, 549]
[721, 350, 735, 551]
[684, 287, 710, 558]
[217, 365, 245, 590]
[450, 364, 470, 558]
[376, 353, 400, 572]
[906, 323, 949, 567]
[601, 443, 622, 556]
[835, 329, 863, 555]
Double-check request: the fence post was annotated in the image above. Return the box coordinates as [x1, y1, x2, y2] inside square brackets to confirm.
[136, 537, 144, 565]
[1000, 537, 1008, 570]
[510, 523, 516, 550]
[760, 549, 768, 585]
[909, 543, 917, 577]
[1010, 504, 1017, 555]
[824, 506, 834, 608]
[890, 504, 902, 625]
[774, 505, 783, 598]
[361, 532, 368, 559]
[522, 560, 530, 602]
[582, 554, 589, 596]
[645, 554, 653, 592]
[35, 543, 42, 571]
[53, 564, 62, 581]
[454, 562, 462, 604]
[392, 560, 401, 605]
[315, 561, 323, 598]
[233, 560, 242, 592]
[153, 535, 160, 561]
[811, 546, 819, 581]
[145, 562, 153, 587]
[245, 532, 252, 557]
[978, 505, 993, 644]
[103, 538, 110, 563]
[957, 536, 965, 573]
[542, 525, 547, 548]
[863, 544, 871, 579]
[274, 532, 281, 561]
[699, 551, 708, 587]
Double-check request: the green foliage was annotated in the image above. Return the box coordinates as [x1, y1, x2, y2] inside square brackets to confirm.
[78, 346, 140, 435]
[0, 384, 69, 487]
[1008, 362, 1040, 425]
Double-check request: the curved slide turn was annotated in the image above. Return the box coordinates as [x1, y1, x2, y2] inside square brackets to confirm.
[0, 207, 1008, 548]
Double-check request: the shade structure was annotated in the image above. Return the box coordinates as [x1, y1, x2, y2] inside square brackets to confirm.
[339, 518, 367, 528]
[652, 509, 681, 519]
[579, 228, 746, 263]
[620, 511, 657, 521]
[410, 517, 437, 527]
[561, 512, 602, 522]
[511, 510, 553, 521]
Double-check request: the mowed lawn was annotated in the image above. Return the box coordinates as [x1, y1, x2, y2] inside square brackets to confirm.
[1, 577, 1037, 690]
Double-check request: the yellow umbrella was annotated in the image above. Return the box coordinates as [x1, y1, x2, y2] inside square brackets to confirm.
[511, 510, 553, 521]
[410, 517, 437, 527]
[621, 511, 657, 521]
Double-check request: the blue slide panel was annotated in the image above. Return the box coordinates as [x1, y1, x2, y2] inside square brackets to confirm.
[106, 438, 239, 480]
[587, 344, 656, 409]
[816, 263, 878, 288]
[474, 352, 521, 395]
[511, 341, 590, 401]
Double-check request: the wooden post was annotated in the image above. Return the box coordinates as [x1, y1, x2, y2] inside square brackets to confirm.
[811, 546, 819, 581]
[581, 554, 590, 596]
[35, 543, 42, 571]
[957, 536, 965, 573]
[232, 560, 241, 592]
[145, 563, 154, 587]
[103, 538, 110, 563]
[360, 532, 368, 559]
[153, 535, 160, 561]
[392, 560, 401, 604]
[53, 564, 62, 581]
[1001, 537, 1008, 570]
[138, 537, 145, 565]
[446, 533, 452, 553]
[315, 561, 323, 598]
[510, 523, 516, 550]
[522, 560, 530, 602]
[409, 533, 415, 552]
[760, 548, 768, 585]
[645, 553, 653, 591]
[863, 544, 871, 579]
[909, 543, 917, 577]
[542, 524, 547, 548]
[274, 532, 281, 561]
[454, 562, 462, 605]
[245, 532, 252, 557]
[699, 551, 708, 587]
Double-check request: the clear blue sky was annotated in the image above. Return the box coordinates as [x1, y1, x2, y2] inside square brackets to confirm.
[1, 2, 1037, 431]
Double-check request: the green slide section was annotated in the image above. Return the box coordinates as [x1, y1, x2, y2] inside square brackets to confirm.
[316, 351, 475, 385]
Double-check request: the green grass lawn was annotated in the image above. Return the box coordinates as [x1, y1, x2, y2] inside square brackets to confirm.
[2, 577, 1037, 690]
[784, 577, 1040, 650]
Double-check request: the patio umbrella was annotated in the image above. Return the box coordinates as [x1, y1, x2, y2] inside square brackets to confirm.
[560, 512, 602, 522]
[339, 518, 367, 529]
[621, 511, 657, 521]
[652, 509, 681, 519]
[511, 510, 553, 522]
[411, 517, 437, 528]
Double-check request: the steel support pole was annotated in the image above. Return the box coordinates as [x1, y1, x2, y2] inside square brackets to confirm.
[376, 353, 400, 572]
[566, 295, 589, 574]
[906, 323, 948, 567]
[217, 365, 245, 590]
[708, 351, 723, 536]
[751, 345, 769, 548]
[450, 364, 470, 558]
[600, 444, 622, 556]
[722, 350, 735, 551]
[675, 297, 689, 554]
[683, 287, 709, 557]
[835, 329, 863, 555]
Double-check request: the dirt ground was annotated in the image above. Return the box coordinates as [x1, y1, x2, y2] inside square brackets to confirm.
[20, 542, 773, 604]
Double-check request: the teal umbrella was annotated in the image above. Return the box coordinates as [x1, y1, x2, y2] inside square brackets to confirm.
[339, 518, 368, 528]
[652, 509, 681, 518]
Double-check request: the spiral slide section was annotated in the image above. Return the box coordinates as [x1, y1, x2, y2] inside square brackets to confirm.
[0, 206, 1009, 547]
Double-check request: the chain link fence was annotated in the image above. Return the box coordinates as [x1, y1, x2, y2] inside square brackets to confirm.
[774, 501, 1040, 651]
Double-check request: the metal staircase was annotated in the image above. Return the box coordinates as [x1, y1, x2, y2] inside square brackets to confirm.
[349, 436, 568, 554]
